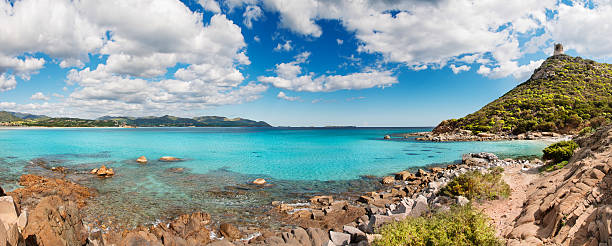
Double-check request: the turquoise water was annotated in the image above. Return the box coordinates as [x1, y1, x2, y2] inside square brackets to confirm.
[0, 127, 549, 228]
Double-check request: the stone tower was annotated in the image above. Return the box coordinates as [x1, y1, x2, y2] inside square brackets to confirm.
[554, 43, 564, 56]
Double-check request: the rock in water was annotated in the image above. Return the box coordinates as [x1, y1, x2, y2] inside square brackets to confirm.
[252, 178, 267, 185]
[159, 156, 182, 162]
[0, 196, 19, 228]
[136, 155, 148, 163]
[383, 135, 391, 140]
[309, 195, 333, 206]
[93, 165, 114, 177]
[219, 223, 242, 240]
[23, 195, 88, 246]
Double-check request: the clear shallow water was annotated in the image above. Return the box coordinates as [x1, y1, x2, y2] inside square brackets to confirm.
[0, 127, 550, 228]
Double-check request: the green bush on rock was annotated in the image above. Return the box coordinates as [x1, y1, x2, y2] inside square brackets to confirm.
[439, 167, 510, 201]
[542, 140, 578, 163]
[373, 205, 502, 246]
[540, 140, 579, 171]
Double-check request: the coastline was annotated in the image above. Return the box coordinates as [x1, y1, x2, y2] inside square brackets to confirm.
[0, 149, 546, 245]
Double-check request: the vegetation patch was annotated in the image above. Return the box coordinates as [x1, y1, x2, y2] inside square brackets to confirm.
[373, 205, 502, 246]
[434, 55, 612, 134]
[439, 167, 510, 200]
[540, 140, 579, 171]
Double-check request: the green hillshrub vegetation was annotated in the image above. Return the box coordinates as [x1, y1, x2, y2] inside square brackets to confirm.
[540, 140, 579, 171]
[373, 205, 502, 246]
[440, 167, 510, 200]
[434, 55, 612, 134]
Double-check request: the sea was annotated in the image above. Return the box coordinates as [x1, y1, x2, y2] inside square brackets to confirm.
[0, 127, 550, 229]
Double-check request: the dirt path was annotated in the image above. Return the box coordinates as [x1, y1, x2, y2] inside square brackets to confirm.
[476, 164, 541, 239]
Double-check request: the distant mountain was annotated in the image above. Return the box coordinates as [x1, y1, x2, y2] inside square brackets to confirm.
[0, 111, 270, 127]
[434, 54, 612, 134]
[98, 115, 271, 127]
[0, 111, 48, 122]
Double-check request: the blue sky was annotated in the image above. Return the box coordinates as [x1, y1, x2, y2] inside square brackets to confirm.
[0, 0, 611, 126]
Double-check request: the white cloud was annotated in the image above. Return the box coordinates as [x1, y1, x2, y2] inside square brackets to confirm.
[277, 91, 300, 101]
[30, 92, 50, 101]
[450, 64, 470, 74]
[243, 5, 263, 28]
[0, 73, 17, 92]
[52, 93, 64, 98]
[0, 0, 268, 117]
[274, 40, 293, 52]
[547, 1, 612, 59]
[258, 0, 556, 80]
[259, 52, 398, 92]
[199, 0, 221, 13]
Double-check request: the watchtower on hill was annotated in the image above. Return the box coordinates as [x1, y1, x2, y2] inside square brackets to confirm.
[554, 43, 564, 56]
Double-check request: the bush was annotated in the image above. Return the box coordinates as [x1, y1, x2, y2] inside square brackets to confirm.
[373, 205, 502, 246]
[542, 140, 579, 163]
[439, 167, 510, 200]
[578, 126, 594, 136]
[541, 160, 569, 172]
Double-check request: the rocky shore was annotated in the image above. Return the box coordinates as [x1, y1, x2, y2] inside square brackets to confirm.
[6, 125, 612, 245]
[0, 151, 541, 246]
[399, 129, 572, 142]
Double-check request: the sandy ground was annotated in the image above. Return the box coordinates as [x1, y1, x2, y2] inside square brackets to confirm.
[476, 164, 542, 239]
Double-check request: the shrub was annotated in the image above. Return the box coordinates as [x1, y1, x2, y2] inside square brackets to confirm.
[578, 126, 594, 136]
[542, 160, 569, 172]
[542, 140, 579, 163]
[373, 205, 502, 246]
[439, 167, 510, 200]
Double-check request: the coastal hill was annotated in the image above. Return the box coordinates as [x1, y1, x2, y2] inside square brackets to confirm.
[0, 111, 271, 127]
[434, 54, 612, 135]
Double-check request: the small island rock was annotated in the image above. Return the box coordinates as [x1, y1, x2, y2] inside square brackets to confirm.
[383, 135, 391, 140]
[92, 165, 114, 177]
[252, 178, 267, 185]
[136, 156, 148, 163]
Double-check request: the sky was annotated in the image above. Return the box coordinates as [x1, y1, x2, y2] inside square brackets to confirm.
[1, 0, 612, 127]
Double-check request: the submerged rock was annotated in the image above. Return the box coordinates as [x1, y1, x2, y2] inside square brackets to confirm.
[136, 155, 148, 163]
[159, 156, 182, 162]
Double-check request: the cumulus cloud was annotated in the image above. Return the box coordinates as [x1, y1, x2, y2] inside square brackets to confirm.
[199, 0, 221, 13]
[277, 91, 300, 101]
[274, 40, 293, 52]
[259, 52, 398, 92]
[243, 5, 263, 28]
[548, 1, 612, 59]
[30, 92, 49, 101]
[450, 64, 470, 74]
[0, 73, 17, 92]
[0, 0, 268, 117]
[256, 0, 556, 80]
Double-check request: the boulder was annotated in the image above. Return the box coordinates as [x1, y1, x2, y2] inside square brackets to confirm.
[93, 165, 114, 177]
[383, 135, 391, 140]
[0, 222, 6, 245]
[307, 227, 329, 246]
[6, 223, 23, 246]
[136, 156, 148, 163]
[252, 178, 267, 185]
[329, 231, 351, 245]
[167, 211, 211, 244]
[17, 210, 27, 231]
[219, 223, 242, 240]
[120, 231, 163, 246]
[291, 227, 311, 246]
[409, 195, 428, 217]
[0, 186, 5, 197]
[394, 171, 412, 181]
[456, 196, 469, 206]
[343, 225, 366, 242]
[310, 195, 333, 206]
[23, 195, 88, 246]
[159, 156, 182, 162]
[381, 176, 395, 185]
[0, 196, 18, 230]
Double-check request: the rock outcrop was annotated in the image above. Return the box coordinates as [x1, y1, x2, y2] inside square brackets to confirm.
[8, 174, 95, 210]
[23, 195, 88, 246]
[508, 125, 612, 245]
